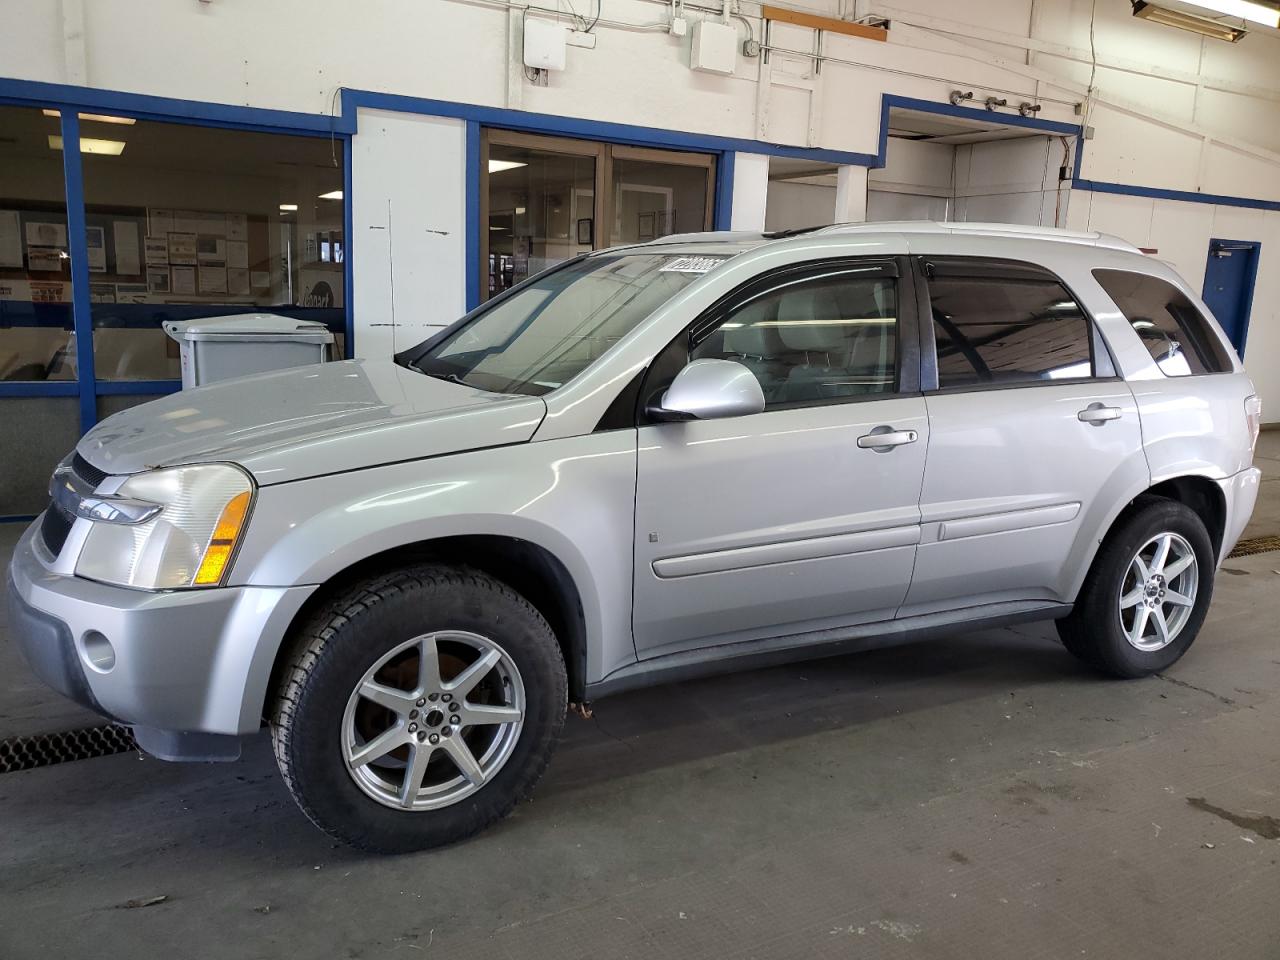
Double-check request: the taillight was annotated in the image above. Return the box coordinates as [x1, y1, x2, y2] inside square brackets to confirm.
[1245, 395, 1262, 455]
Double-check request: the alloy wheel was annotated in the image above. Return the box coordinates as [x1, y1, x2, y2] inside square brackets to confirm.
[1117, 532, 1199, 653]
[341, 630, 526, 810]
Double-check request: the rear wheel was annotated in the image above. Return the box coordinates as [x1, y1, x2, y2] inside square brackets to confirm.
[271, 564, 566, 853]
[1057, 498, 1215, 678]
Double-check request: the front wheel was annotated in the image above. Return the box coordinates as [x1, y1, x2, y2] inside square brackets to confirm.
[1057, 498, 1215, 678]
[271, 565, 567, 853]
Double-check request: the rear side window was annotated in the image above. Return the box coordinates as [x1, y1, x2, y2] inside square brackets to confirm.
[926, 262, 1094, 388]
[1092, 269, 1232, 376]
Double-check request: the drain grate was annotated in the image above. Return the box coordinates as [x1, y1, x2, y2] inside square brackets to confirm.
[0, 723, 137, 774]
[1228, 535, 1280, 559]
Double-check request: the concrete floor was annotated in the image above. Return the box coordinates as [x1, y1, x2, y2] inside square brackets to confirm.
[2, 433, 1279, 959]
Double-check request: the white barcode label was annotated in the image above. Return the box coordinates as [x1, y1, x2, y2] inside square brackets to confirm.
[660, 256, 724, 274]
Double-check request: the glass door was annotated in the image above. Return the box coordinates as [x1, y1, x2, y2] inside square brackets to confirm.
[609, 145, 715, 247]
[481, 130, 603, 301]
[480, 131, 717, 303]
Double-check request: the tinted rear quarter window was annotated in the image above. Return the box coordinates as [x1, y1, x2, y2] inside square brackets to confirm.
[926, 264, 1094, 388]
[1092, 268, 1232, 376]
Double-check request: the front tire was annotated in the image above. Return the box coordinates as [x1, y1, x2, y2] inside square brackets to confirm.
[271, 564, 566, 853]
[1057, 498, 1215, 678]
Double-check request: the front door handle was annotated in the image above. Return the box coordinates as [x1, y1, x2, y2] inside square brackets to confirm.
[857, 427, 918, 451]
[1078, 403, 1121, 426]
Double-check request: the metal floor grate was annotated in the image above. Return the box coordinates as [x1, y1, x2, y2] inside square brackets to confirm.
[0, 724, 136, 774]
[1227, 535, 1280, 559]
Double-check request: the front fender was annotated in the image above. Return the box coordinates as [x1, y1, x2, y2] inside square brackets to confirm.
[230, 433, 639, 684]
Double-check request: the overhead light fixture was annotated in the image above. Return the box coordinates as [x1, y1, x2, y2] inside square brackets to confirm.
[279, 203, 298, 212]
[1131, 1, 1249, 41]
[488, 159, 528, 173]
[1186, 0, 1278, 26]
[42, 110, 137, 125]
[47, 134, 126, 155]
[317, 189, 343, 200]
[515, 206, 527, 215]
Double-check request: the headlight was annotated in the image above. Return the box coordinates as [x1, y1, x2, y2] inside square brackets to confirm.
[76, 463, 254, 589]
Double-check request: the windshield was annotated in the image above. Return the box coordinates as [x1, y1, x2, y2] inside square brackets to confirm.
[402, 252, 726, 396]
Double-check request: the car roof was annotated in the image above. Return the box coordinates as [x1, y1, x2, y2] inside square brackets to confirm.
[642, 220, 1141, 255]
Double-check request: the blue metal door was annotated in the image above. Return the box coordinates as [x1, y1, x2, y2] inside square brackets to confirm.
[1202, 238, 1261, 357]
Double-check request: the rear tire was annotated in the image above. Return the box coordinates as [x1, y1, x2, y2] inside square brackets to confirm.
[1057, 498, 1215, 678]
[271, 564, 566, 853]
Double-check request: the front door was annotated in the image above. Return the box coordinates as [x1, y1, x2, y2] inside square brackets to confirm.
[631, 258, 929, 659]
[902, 256, 1147, 614]
[1201, 238, 1260, 358]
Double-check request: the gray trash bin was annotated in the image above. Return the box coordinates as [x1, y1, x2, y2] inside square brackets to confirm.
[163, 313, 335, 388]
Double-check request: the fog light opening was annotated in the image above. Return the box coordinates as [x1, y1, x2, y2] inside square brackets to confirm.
[80, 631, 116, 673]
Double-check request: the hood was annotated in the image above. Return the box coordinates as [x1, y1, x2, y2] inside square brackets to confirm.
[77, 359, 547, 485]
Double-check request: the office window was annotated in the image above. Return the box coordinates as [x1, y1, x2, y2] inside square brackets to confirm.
[79, 119, 345, 379]
[0, 106, 75, 382]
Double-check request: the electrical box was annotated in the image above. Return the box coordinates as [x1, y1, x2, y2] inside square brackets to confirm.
[690, 19, 737, 76]
[524, 18, 568, 72]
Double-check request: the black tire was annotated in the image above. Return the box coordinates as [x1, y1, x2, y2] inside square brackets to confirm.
[1057, 497, 1215, 678]
[271, 564, 566, 853]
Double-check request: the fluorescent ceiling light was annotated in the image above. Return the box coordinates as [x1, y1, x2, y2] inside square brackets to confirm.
[279, 203, 298, 212]
[42, 110, 137, 125]
[488, 159, 528, 173]
[1131, 1, 1248, 40]
[318, 190, 343, 200]
[47, 135, 126, 155]
[515, 206, 527, 215]
[1188, 0, 1279, 26]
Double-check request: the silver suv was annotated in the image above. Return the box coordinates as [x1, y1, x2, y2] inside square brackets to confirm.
[7, 222, 1263, 852]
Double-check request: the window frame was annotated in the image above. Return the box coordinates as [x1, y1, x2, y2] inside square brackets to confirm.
[1091, 267, 1234, 378]
[628, 256, 920, 427]
[914, 255, 1118, 394]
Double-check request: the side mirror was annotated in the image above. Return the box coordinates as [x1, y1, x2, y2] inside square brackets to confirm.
[649, 359, 766, 422]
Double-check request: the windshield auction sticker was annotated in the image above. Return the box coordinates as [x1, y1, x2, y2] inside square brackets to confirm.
[659, 256, 726, 274]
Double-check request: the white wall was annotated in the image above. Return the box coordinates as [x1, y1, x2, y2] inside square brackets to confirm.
[765, 181, 836, 232]
[952, 137, 1067, 227]
[5, 0, 1280, 196]
[351, 109, 467, 350]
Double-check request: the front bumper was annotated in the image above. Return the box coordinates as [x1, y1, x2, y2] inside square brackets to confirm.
[6, 519, 314, 754]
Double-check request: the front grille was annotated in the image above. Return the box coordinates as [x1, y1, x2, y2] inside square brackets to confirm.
[72, 452, 108, 487]
[40, 503, 74, 557]
[40, 452, 109, 558]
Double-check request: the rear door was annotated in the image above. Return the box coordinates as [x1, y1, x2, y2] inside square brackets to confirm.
[902, 256, 1147, 615]
[631, 257, 929, 659]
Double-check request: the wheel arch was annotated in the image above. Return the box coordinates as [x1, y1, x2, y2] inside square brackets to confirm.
[1070, 472, 1228, 603]
[262, 535, 591, 727]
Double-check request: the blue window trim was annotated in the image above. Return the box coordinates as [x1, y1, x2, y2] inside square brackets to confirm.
[464, 120, 482, 312]
[95, 380, 182, 397]
[714, 151, 736, 230]
[59, 111, 96, 433]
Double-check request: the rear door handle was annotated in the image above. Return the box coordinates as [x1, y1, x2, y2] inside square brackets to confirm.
[1078, 403, 1121, 426]
[857, 427, 918, 451]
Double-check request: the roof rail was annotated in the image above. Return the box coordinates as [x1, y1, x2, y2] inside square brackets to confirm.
[816, 221, 1140, 252]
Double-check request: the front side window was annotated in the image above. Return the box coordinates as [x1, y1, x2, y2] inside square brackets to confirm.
[405, 252, 725, 396]
[690, 267, 898, 407]
[1092, 268, 1232, 376]
[928, 265, 1093, 388]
